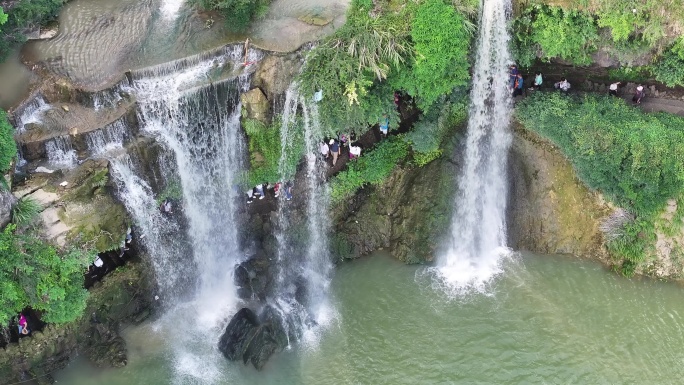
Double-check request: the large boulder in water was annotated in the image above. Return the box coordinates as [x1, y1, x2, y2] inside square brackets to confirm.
[218, 307, 288, 370]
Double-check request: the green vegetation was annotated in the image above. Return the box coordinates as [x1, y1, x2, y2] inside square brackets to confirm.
[516, 92, 684, 275]
[652, 38, 684, 87]
[0, 224, 93, 325]
[189, 0, 271, 32]
[243, 117, 304, 186]
[299, 0, 474, 132]
[11, 196, 41, 225]
[0, 0, 67, 60]
[330, 136, 409, 203]
[513, 4, 599, 67]
[0, 110, 17, 175]
[405, 91, 468, 166]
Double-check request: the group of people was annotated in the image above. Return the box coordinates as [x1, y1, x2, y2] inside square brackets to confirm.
[509, 65, 545, 96]
[246, 181, 293, 203]
[510, 64, 649, 104]
[609, 82, 646, 104]
[320, 133, 363, 167]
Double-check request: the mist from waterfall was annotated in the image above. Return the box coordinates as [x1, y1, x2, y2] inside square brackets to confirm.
[433, 0, 513, 295]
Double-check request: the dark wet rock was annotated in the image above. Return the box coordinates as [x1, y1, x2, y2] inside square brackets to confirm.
[0, 191, 16, 228]
[235, 255, 273, 301]
[218, 308, 260, 361]
[218, 307, 289, 370]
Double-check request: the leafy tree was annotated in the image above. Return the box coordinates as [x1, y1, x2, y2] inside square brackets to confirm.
[529, 5, 599, 65]
[0, 225, 93, 326]
[391, 0, 472, 110]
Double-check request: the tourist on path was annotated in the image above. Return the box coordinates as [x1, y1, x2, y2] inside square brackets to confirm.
[633, 85, 645, 104]
[554, 78, 571, 93]
[509, 64, 519, 92]
[609, 82, 620, 97]
[285, 181, 293, 201]
[379, 114, 389, 138]
[319, 140, 329, 159]
[513, 74, 524, 97]
[531, 72, 542, 90]
[329, 139, 340, 166]
[349, 144, 362, 160]
[18, 313, 29, 335]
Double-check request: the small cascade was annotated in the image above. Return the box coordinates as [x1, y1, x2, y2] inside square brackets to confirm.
[91, 85, 126, 111]
[14, 95, 51, 132]
[86, 118, 130, 155]
[45, 135, 77, 168]
[433, 0, 513, 295]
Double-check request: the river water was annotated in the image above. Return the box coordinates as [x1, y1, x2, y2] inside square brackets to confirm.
[55, 253, 684, 384]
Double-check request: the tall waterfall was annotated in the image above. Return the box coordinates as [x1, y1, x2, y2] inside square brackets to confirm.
[271, 86, 334, 345]
[106, 48, 259, 382]
[434, 0, 513, 294]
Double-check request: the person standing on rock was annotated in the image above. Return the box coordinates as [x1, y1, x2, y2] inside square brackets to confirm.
[330, 139, 340, 166]
[379, 114, 390, 138]
[633, 85, 645, 104]
[531, 72, 543, 90]
[285, 181, 293, 201]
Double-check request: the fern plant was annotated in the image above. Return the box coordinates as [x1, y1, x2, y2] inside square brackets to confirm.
[12, 196, 41, 225]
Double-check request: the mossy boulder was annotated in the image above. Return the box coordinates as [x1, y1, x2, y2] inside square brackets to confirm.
[240, 88, 270, 125]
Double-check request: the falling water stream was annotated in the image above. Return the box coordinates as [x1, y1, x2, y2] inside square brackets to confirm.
[433, 0, 513, 294]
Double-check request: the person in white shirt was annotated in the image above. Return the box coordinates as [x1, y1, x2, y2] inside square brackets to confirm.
[554, 78, 571, 93]
[319, 140, 329, 159]
[609, 82, 620, 97]
[349, 144, 362, 159]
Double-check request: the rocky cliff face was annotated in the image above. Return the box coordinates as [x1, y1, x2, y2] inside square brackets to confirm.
[507, 123, 612, 261]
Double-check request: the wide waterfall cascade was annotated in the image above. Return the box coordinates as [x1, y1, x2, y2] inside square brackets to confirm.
[433, 0, 513, 294]
[271, 86, 335, 346]
[110, 48, 260, 382]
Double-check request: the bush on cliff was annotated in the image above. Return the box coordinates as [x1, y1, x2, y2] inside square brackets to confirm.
[0, 0, 67, 60]
[330, 136, 409, 203]
[0, 110, 16, 176]
[0, 225, 94, 325]
[299, 0, 474, 133]
[516, 92, 684, 275]
[243, 117, 303, 185]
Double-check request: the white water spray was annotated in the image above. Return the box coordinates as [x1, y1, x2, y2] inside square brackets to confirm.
[434, 0, 513, 295]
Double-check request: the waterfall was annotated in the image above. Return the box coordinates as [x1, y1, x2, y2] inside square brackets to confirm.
[433, 0, 513, 295]
[270, 85, 334, 346]
[114, 48, 256, 382]
[45, 135, 77, 168]
[14, 95, 51, 132]
[86, 118, 130, 155]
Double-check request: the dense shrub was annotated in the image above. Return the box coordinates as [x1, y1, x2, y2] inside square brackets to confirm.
[0, 225, 93, 325]
[391, 0, 472, 110]
[513, 5, 599, 66]
[330, 136, 409, 202]
[516, 92, 684, 274]
[190, 0, 271, 32]
[0, 110, 16, 175]
[652, 39, 684, 87]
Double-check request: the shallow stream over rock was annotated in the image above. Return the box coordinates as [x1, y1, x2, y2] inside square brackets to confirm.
[54, 252, 684, 384]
